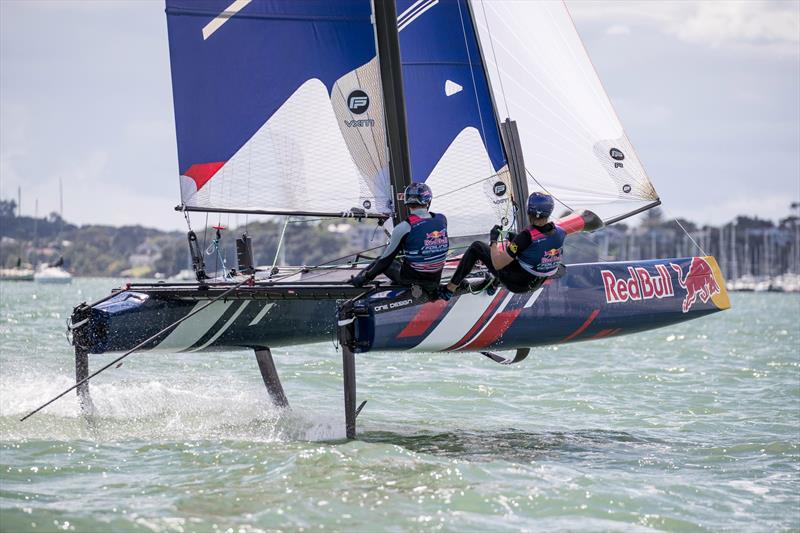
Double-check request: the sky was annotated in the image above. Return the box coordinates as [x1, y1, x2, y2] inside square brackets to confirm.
[1, 0, 798, 231]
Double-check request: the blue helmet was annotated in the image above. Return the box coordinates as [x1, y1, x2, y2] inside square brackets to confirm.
[527, 192, 554, 219]
[404, 182, 432, 207]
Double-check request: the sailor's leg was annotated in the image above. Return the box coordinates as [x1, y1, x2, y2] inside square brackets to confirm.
[75, 345, 96, 416]
[449, 241, 494, 288]
[384, 260, 404, 285]
[254, 348, 289, 408]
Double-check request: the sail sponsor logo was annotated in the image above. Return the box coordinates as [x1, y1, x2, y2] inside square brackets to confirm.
[670, 257, 721, 313]
[493, 182, 507, 196]
[344, 118, 375, 128]
[347, 90, 370, 114]
[601, 265, 675, 304]
[609, 148, 625, 168]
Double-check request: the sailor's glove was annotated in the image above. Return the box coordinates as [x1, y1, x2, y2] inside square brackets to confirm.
[349, 271, 368, 287]
[489, 224, 503, 243]
[506, 231, 517, 242]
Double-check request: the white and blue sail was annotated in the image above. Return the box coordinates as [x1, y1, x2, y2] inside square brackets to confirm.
[397, 0, 509, 237]
[165, 0, 392, 216]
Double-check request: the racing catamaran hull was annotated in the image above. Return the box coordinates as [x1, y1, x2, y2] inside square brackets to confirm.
[71, 256, 730, 356]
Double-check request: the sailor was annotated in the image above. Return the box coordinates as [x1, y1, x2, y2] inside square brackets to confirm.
[349, 182, 448, 293]
[441, 192, 565, 297]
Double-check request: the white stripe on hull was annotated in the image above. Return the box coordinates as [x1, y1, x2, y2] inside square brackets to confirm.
[450, 291, 515, 350]
[155, 301, 233, 352]
[248, 303, 275, 326]
[190, 301, 251, 352]
[412, 291, 498, 352]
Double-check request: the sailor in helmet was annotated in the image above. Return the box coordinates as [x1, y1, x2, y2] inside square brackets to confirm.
[350, 182, 449, 294]
[441, 192, 565, 297]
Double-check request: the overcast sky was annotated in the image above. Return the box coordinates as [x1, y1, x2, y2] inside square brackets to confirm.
[1, 0, 798, 230]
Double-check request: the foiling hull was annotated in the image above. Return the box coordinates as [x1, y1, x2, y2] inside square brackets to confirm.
[71, 256, 729, 356]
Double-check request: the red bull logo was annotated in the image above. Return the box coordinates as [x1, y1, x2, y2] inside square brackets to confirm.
[424, 229, 448, 248]
[544, 248, 560, 257]
[670, 257, 721, 313]
[602, 265, 675, 304]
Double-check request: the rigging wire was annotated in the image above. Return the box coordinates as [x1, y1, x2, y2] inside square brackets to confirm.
[672, 215, 708, 256]
[478, 0, 510, 118]
[456, 0, 488, 146]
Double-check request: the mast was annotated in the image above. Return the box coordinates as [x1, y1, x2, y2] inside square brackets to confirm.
[372, 0, 412, 223]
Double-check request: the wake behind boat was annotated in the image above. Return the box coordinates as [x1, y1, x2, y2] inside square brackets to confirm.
[52, 0, 729, 438]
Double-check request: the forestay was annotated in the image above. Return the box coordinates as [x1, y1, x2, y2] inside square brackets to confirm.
[397, 0, 510, 237]
[470, 0, 660, 223]
[165, 0, 392, 216]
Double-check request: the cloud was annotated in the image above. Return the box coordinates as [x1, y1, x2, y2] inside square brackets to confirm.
[605, 24, 631, 36]
[568, 0, 800, 56]
[675, 1, 800, 54]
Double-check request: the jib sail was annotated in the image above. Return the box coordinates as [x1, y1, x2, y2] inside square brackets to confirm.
[397, 0, 510, 237]
[470, 0, 660, 224]
[165, 0, 392, 217]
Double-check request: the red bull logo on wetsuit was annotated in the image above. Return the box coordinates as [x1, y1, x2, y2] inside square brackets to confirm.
[517, 227, 566, 276]
[405, 213, 449, 273]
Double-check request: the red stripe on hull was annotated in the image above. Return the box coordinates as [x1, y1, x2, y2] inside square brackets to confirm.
[561, 309, 600, 342]
[444, 290, 507, 351]
[458, 308, 524, 351]
[397, 299, 450, 339]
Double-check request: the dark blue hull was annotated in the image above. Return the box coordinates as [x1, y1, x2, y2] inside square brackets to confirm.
[72, 256, 729, 355]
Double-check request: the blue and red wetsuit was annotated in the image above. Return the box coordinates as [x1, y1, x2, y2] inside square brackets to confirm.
[450, 222, 565, 293]
[358, 209, 449, 287]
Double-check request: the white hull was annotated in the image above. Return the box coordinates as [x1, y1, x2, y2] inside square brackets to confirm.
[34, 267, 72, 284]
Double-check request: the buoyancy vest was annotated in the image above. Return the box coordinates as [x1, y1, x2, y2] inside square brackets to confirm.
[516, 225, 566, 277]
[403, 213, 449, 273]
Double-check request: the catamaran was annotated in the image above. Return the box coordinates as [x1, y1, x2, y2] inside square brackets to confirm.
[62, 0, 729, 438]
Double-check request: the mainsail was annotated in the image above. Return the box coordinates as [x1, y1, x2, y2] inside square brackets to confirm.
[165, 0, 392, 216]
[470, 0, 660, 223]
[398, 0, 510, 237]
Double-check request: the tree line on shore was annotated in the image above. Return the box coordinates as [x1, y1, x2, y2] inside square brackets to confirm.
[1, 198, 798, 279]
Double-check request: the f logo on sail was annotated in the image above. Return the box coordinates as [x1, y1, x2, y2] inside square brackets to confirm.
[347, 90, 370, 114]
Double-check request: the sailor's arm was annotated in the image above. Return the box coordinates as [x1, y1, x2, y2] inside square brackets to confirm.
[490, 230, 531, 270]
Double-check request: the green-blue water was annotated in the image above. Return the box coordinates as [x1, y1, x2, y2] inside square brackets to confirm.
[1, 279, 798, 532]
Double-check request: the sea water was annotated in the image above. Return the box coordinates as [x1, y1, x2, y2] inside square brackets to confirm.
[0, 279, 798, 532]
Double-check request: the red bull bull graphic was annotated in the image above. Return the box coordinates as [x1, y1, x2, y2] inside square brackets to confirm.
[671, 256, 722, 313]
[601, 264, 675, 304]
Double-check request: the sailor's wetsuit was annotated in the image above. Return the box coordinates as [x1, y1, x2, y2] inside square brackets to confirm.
[450, 222, 566, 293]
[355, 208, 449, 290]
